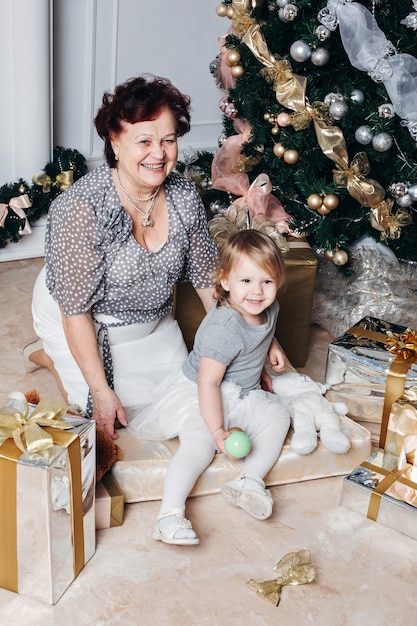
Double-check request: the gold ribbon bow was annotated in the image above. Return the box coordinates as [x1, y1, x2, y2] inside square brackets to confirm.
[370, 199, 412, 240]
[231, 0, 257, 37]
[0, 194, 32, 235]
[32, 169, 74, 193]
[332, 152, 385, 208]
[386, 329, 417, 361]
[246, 550, 316, 606]
[0, 393, 72, 460]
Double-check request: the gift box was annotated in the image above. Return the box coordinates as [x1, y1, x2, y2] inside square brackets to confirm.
[341, 450, 417, 541]
[325, 316, 417, 447]
[95, 471, 124, 529]
[341, 390, 417, 540]
[0, 395, 96, 604]
[173, 242, 317, 367]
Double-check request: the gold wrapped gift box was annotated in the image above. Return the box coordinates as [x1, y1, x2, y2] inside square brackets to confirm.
[95, 471, 125, 529]
[173, 243, 317, 367]
[0, 410, 96, 605]
[325, 316, 417, 446]
[341, 395, 417, 540]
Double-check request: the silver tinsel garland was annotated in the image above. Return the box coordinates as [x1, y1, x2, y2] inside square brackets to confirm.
[311, 237, 417, 338]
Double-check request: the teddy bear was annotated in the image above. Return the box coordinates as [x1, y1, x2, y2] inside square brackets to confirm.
[25, 389, 122, 482]
[271, 372, 351, 456]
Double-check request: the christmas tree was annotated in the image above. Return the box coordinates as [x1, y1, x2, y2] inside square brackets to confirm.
[192, 0, 417, 274]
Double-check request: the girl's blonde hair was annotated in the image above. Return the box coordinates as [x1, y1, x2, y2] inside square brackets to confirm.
[213, 230, 286, 305]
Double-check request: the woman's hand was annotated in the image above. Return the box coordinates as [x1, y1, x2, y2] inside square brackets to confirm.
[92, 387, 127, 440]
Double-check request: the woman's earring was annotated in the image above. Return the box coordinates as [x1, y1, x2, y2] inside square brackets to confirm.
[115, 154, 118, 161]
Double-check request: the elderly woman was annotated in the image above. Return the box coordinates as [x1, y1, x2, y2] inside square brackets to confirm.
[24, 74, 217, 439]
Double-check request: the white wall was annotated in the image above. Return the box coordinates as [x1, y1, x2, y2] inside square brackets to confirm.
[53, 0, 224, 168]
[0, 0, 224, 261]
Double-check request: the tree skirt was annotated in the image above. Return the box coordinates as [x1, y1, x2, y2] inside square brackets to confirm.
[311, 237, 417, 339]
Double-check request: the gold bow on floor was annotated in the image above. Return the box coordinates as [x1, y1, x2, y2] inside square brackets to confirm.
[246, 550, 316, 606]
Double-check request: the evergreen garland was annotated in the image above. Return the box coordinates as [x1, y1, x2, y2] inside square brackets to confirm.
[0, 146, 87, 249]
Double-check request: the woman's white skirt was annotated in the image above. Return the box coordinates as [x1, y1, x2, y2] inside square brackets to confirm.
[32, 266, 189, 411]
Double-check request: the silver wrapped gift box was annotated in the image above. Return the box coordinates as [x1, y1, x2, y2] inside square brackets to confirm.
[325, 316, 417, 445]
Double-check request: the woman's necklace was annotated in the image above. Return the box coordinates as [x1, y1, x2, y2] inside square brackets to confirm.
[113, 168, 160, 227]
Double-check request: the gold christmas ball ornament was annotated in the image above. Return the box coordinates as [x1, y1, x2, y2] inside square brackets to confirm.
[307, 194, 323, 209]
[317, 205, 331, 215]
[263, 112, 272, 122]
[273, 142, 286, 158]
[332, 249, 349, 266]
[324, 249, 334, 261]
[215, 3, 227, 17]
[283, 149, 299, 164]
[225, 50, 241, 66]
[271, 125, 280, 136]
[226, 5, 234, 18]
[322, 193, 339, 210]
[230, 64, 245, 78]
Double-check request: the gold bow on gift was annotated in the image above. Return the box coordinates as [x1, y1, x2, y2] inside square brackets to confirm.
[246, 550, 316, 607]
[0, 194, 32, 235]
[370, 199, 412, 240]
[386, 328, 417, 361]
[0, 393, 72, 460]
[32, 170, 74, 193]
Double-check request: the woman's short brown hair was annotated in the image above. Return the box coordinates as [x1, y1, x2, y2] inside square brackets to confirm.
[214, 230, 286, 305]
[94, 74, 192, 167]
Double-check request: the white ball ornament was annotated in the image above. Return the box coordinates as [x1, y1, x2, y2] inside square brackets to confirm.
[315, 25, 331, 41]
[407, 184, 417, 201]
[372, 132, 393, 152]
[329, 100, 348, 120]
[396, 194, 413, 208]
[355, 125, 374, 145]
[279, 4, 298, 22]
[311, 48, 330, 66]
[290, 40, 311, 63]
[350, 89, 365, 104]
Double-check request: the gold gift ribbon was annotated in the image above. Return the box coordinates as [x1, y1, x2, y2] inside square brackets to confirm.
[361, 459, 416, 521]
[347, 326, 417, 448]
[246, 550, 315, 606]
[240, 19, 386, 211]
[0, 398, 85, 593]
[32, 170, 74, 193]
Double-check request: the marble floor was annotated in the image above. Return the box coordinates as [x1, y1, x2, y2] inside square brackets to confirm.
[1, 257, 416, 625]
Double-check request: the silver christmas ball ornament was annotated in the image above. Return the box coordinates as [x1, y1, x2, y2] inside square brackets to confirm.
[350, 89, 365, 104]
[290, 40, 311, 63]
[355, 125, 374, 145]
[372, 132, 393, 152]
[276, 0, 291, 7]
[279, 4, 298, 22]
[310, 47, 330, 67]
[315, 25, 331, 41]
[324, 92, 343, 106]
[407, 183, 417, 201]
[389, 182, 408, 198]
[396, 194, 413, 208]
[329, 100, 348, 120]
[378, 103, 395, 119]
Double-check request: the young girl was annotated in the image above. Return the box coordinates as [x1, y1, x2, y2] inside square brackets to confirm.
[127, 229, 291, 545]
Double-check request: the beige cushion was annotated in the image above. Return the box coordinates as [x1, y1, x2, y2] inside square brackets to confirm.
[112, 416, 372, 503]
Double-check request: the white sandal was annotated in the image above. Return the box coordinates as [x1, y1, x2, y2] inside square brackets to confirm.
[22, 338, 43, 372]
[152, 508, 199, 545]
[221, 474, 273, 520]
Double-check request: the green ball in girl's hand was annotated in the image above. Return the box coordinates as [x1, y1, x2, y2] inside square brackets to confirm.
[224, 427, 251, 459]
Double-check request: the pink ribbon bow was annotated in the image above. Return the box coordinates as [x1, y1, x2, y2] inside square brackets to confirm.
[0, 194, 32, 235]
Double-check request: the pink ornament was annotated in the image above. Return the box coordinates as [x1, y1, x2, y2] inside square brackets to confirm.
[225, 102, 238, 119]
[277, 112, 290, 127]
[219, 97, 229, 112]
